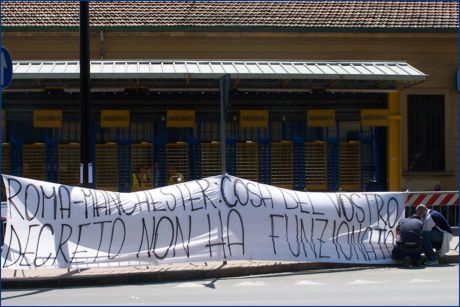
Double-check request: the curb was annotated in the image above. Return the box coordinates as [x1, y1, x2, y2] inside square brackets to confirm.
[2, 254, 458, 289]
[0, 263, 373, 289]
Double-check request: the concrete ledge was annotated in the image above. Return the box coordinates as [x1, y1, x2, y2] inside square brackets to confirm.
[0, 263, 372, 289]
[2, 253, 458, 289]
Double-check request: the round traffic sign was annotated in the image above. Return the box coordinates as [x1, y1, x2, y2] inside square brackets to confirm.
[1, 47, 13, 89]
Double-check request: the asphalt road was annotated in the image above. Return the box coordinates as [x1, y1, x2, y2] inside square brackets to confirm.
[2, 264, 458, 306]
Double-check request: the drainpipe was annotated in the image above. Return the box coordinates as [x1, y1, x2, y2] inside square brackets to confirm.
[99, 30, 105, 59]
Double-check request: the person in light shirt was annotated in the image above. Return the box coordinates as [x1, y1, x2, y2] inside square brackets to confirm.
[168, 167, 184, 185]
[415, 204, 453, 266]
[132, 166, 150, 189]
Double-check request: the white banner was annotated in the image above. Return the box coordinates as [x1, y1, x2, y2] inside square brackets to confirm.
[1, 175, 404, 269]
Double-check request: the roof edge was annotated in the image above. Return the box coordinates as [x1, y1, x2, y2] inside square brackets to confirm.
[2, 25, 458, 33]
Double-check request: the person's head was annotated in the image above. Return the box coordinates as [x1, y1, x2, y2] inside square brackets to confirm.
[415, 204, 428, 218]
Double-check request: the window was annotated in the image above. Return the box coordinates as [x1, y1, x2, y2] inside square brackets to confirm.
[407, 95, 445, 171]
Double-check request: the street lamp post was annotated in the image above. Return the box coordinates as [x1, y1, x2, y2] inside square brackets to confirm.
[80, 1, 92, 187]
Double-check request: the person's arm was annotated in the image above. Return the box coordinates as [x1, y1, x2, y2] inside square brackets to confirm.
[395, 223, 401, 235]
[431, 211, 452, 234]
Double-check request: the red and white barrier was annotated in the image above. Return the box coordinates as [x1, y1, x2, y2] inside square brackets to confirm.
[405, 192, 459, 207]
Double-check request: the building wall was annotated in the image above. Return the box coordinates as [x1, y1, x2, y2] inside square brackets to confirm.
[3, 31, 458, 190]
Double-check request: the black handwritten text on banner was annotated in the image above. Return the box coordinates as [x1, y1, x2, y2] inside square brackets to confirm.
[1, 175, 403, 269]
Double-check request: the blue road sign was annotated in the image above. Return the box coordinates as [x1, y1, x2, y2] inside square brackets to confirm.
[1, 47, 13, 89]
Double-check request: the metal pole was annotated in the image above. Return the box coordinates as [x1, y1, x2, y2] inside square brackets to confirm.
[220, 74, 230, 266]
[219, 75, 230, 175]
[80, 1, 91, 187]
[0, 37, 3, 205]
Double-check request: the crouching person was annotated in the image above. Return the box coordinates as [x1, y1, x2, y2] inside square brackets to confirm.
[392, 215, 423, 267]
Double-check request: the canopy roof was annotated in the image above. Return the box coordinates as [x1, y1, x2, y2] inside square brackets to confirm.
[8, 60, 427, 92]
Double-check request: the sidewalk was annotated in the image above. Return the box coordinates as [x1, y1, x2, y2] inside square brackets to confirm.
[2, 237, 458, 289]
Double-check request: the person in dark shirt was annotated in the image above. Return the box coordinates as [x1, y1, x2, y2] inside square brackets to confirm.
[391, 215, 423, 267]
[416, 204, 453, 266]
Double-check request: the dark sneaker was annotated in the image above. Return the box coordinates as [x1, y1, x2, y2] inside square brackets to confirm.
[424, 260, 439, 266]
[411, 259, 422, 267]
[402, 256, 412, 267]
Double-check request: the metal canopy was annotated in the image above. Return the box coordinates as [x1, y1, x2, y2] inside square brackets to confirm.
[12, 60, 426, 80]
[8, 60, 427, 92]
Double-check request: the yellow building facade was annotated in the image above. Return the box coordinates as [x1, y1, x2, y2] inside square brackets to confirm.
[1, 1, 458, 192]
